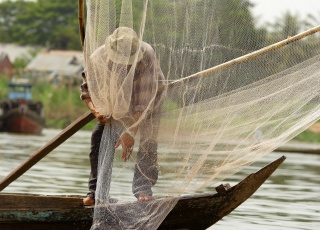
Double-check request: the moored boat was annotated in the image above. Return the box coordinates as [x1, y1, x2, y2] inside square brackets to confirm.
[0, 78, 45, 134]
[0, 156, 285, 230]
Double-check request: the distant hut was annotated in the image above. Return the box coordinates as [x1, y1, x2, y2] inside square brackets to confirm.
[25, 50, 84, 84]
[0, 52, 14, 77]
[0, 43, 37, 78]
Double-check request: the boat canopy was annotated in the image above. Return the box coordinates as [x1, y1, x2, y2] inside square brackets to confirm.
[8, 80, 33, 101]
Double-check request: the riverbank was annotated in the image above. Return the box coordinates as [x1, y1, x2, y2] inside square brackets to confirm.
[277, 140, 320, 154]
[1, 76, 319, 141]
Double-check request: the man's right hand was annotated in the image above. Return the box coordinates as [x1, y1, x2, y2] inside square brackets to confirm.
[92, 110, 109, 124]
[83, 98, 109, 123]
[114, 132, 135, 161]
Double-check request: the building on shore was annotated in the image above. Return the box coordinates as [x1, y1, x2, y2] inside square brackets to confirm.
[0, 52, 14, 77]
[25, 50, 84, 84]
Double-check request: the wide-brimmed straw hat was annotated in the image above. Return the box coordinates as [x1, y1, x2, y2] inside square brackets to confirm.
[105, 27, 143, 65]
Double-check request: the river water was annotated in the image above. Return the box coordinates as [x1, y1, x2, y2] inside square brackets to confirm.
[0, 129, 319, 230]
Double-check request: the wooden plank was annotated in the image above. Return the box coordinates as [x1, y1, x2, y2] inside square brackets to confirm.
[0, 194, 84, 210]
[158, 155, 286, 229]
[0, 156, 286, 230]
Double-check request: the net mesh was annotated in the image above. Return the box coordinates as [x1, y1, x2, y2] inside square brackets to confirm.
[83, 0, 320, 229]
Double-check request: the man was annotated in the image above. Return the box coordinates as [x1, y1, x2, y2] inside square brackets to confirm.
[81, 27, 165, 205]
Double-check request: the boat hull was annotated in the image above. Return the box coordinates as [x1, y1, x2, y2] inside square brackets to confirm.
[0, 156, 286, 230]
[0, 102, 44, 134]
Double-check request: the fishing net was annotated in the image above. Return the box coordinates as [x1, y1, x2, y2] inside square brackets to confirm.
[83, 0, 320, 229]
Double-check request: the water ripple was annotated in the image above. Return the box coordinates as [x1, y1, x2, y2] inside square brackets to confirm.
[0, 130, 319, 229]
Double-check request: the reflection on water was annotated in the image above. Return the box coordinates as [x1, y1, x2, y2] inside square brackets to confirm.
[0, 129, 319, 229]
[0, 129, 92, 195]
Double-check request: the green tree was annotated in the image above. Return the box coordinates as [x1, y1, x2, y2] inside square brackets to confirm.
[217, 0, 267, 51]
[267, 12, 305, 42]
[0, 0, 33, 42]
[265, 12, 320, 70]
[0, 0, 81, 50]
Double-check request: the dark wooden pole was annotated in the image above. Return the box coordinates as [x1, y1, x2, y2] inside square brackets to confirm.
[78, 0, 85, 46]
[0, 111, 94, 191]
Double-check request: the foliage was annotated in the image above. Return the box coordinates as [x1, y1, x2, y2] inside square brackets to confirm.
[1, 75, 319, 140]
[0, 76, 9, 99]
[263, 11, 320, 73]
[0, 0, 320, 134]
[12, 48, 39, 71]
[0, 0, 81, 50]
[295, 130, 320, 143]
[1, 0, 319, 52]
[30, 80, 92, 129]
[215, 0, 267, 51]
[0, 0, 265, 51]
[267, 12, 310, 43]
[13, 57, 30, 71]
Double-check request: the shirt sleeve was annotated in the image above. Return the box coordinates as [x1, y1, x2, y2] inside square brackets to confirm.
[80, 71, 91, 100]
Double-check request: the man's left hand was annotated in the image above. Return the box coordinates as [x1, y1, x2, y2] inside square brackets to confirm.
[115, 132, 135, 161]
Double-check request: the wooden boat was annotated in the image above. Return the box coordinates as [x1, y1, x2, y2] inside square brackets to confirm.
[0, 78, 45, 134]
[0, 156, 285, 230]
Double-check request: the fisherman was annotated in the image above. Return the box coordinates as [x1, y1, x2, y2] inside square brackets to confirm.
[80, 27, 165, 205]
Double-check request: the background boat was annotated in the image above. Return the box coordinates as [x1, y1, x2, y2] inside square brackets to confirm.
[0, 78, 45, 134]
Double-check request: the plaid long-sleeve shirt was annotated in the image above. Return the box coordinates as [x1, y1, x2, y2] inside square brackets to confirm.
[80, 42, 166, 117]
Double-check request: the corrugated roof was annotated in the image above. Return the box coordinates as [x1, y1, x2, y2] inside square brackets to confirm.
[48, 50, 84, 63]
[0, 43, 36, 61]
[0, 52, 9, 62]
[25, 50, 83, 76]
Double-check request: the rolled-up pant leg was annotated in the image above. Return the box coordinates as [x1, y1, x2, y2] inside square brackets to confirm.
[132, 113, 161, 198]
[132, 140, 158, 198]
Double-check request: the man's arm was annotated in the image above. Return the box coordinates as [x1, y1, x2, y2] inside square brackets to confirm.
[82, 98, 109, 124]
[80, 71, 109, 124]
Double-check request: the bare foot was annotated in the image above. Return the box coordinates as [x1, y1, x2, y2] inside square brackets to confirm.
[138, 194, 154, 202]
[83, 196, 95, 206]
